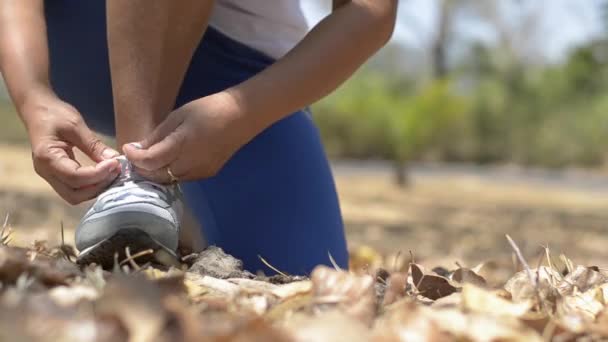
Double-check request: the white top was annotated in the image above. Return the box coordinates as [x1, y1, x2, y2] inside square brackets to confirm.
[209, 0, 310, 59]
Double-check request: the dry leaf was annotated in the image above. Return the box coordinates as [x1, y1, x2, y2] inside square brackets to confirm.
[185, 272, 239, 297]
[557, 265, 607, 296]
[451, 267, 487, 287]
[228, 278, 280, 295]
[461, 284, 532, 317]
[311, 266, 376, 324]
[48, 285, 99, 307]
[188, 246, 253, 279]
[271, 280, 312, 299]
[382, 272, 407, 306]
[349, 245, 383, 273]
[285, 311, 372, 342]
[95, 275, 167, 342]
[504, 266, 561, 307]
[428, 309, 543, 342]
[410, 263, 458, 300]
[373, 301, 454, 342]
[557, 284, 607, 333]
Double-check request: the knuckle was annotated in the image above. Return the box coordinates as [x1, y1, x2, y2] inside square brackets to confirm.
[87, 138, 104, 154]
[64, 173, 81, 186]
[56, 118, 80, 134]
[31, 145, 47, 161]
[31, 146, 53, 167]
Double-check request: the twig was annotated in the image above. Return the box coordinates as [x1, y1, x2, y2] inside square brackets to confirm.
[123, 247, 141, 270]
[542, 319, 557, 341]
[541, 244, 562, 285]
[119, 248, 153, 268]
[506, 234, 536, 286]
[258, 255, 289, 277]
[542, 244, 555, 271]
[112, 252, 121, 273]
[60, 221, 64, 245]
[393, 251, 402, 272]
[0, 213, 12, 246]
[327, 252, 343, 272]
[560, 254, 574, 274]
[506, 234, 545, 312]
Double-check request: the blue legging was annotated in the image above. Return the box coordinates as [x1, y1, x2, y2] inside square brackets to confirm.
[44, 1, 348, 275]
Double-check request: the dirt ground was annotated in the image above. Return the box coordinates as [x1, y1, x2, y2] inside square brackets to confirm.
[1, 143, 608, 273]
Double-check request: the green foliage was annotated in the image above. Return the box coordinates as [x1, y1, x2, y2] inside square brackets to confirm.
[314, 71, 468, 165]
[314, 38, 608, 169]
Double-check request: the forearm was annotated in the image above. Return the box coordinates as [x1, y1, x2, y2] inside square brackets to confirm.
[0, 0, 52, 117]
[107, 0, 213, 146]
[227, 0, 397, 134]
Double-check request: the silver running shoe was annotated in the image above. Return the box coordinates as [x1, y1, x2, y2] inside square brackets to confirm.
[76, 156, 183, 267]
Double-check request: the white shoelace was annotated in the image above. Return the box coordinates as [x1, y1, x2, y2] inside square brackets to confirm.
[97, 157, 175, 207]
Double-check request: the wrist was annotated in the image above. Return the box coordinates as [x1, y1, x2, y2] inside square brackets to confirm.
[18, 86, 63, 135]
[17, 84, 55, 117]
[222, 86, 279, 136]
[207, 90, 268, 144]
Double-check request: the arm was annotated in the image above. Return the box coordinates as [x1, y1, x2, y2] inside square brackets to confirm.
[0, 0, 119, 204]
[228, 0, 398, 138]
[125, 0, 398, 181]
[0, 0, 50, 112]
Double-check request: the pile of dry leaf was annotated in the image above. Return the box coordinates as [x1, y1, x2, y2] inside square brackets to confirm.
[0, 226, 607, 341]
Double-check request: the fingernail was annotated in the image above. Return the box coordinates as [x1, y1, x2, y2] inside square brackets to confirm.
[129, 142, 143, 149]
[102, 148, 119, 159]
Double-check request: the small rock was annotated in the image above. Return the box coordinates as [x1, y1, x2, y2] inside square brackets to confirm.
[188, 246, 253, 279]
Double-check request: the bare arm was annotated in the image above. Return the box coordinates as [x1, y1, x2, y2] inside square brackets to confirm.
[0, 0, 51, 114]
[106, 0, 214, 147]
[125, 0, 398, 181]
[0, 0, 120, 204]
[228, 0, 398, 137]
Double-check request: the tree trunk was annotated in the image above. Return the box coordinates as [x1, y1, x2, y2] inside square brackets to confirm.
[432, 0, 453, 79]
[393, 159, 409, 187]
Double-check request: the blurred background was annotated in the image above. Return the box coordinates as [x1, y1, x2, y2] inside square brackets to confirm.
[2, 0, 608, 272]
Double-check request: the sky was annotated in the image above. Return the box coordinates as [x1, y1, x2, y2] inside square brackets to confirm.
[301, 0, 605, 62]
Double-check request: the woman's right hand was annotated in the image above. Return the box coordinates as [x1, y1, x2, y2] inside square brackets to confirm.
[21, 90, 121, 204]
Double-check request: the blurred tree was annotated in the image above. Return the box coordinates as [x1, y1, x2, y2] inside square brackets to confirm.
[315, 70, 467, 186]
[432, 0, 455, 78]
[313, 0, 608, 178]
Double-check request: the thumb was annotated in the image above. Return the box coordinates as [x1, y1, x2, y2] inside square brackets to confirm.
[123, 130, 182, 171]
[123, 113, 184, 171]
[67, 121, 120, 162]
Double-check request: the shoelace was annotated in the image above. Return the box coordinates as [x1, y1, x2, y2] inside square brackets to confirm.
[100, 157, 175, 205]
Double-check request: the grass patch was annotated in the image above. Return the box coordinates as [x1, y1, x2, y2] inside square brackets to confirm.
[0, 101, 28, 145]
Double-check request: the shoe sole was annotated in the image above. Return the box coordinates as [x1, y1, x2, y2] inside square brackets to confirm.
[77, 228, 178, 269]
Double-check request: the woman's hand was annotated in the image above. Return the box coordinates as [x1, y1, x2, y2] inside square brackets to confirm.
[123, 92, 255, 183]
[23, 90, 121, 204]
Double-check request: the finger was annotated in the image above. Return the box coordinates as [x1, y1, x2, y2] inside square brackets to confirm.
[123, 129, 184, 171]
[139, 112, 184, 148]
[66, 147, 77, 161]
[50, 156, 120, 189]
[132, 166, 172, 184]
[50, 172, 119, 205]
[64, 120, 119, 162]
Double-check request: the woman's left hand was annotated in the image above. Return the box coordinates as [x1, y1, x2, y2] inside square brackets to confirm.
[123, 92, 255, 183]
